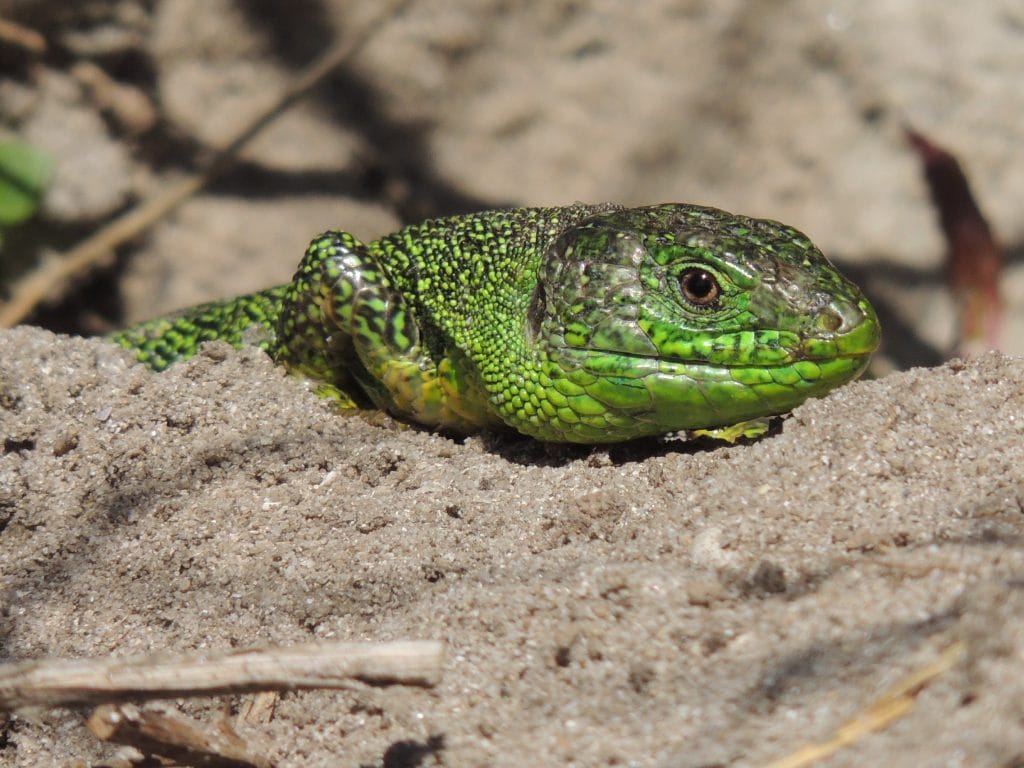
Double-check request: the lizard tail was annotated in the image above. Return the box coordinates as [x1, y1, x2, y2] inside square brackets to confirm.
[108, 286, 289, 371]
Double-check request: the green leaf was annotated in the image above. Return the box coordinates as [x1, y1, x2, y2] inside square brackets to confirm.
[0, 142, 54, 227]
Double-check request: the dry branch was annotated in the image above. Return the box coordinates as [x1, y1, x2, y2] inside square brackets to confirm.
[0, 639, 444, 710]
[763, 641, 965, 768]
[88, 702, 273, 768]
[0, 0, 412, 328]
[0, 16, 46, 53]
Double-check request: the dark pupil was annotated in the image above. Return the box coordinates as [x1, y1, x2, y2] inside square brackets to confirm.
[681, 269, 719, 305]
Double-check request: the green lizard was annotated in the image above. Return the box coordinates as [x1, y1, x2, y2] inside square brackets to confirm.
[111, 203, 880, 443]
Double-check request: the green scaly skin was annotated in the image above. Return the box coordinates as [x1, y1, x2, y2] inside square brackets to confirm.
[111, 204, 881, 443]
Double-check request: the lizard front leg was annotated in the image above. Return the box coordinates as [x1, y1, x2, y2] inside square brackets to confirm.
[273, 231, 493, 432]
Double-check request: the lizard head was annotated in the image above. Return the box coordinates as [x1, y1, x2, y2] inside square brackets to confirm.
[521, 203, 880, 442]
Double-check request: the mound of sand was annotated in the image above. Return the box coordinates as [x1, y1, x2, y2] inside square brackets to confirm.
[2, 327, 1023, 766]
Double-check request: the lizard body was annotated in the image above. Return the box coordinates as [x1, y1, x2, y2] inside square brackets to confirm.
[111, 204, 880, 443]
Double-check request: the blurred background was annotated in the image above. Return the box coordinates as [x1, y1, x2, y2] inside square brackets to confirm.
[1, 0, 1021, 372]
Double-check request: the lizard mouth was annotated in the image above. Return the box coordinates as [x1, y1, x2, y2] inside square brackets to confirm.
[565, 315, 880, 372]
[663, 294, 879, 368]
[551, 293, 880, 373]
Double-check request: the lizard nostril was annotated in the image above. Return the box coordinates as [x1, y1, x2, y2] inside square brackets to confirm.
[815, 298, 863, 335]
[817, 308, 843, 333]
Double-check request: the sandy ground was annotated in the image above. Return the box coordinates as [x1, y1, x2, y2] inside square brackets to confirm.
[2, 325, 1023, 767]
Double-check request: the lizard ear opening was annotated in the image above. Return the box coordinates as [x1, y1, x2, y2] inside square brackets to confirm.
[525, 225, 576, 346]
[525, 280, 546, 345]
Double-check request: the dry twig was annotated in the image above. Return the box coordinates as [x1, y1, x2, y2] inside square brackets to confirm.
[0, 16, 46, 54]
[0, 0, 411, 328]
[0, 639, 444, 710]
[764, 641, 965, 768]
[88, 702, 273, 768]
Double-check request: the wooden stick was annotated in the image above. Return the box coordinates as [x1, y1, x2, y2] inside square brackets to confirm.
[0, 639, 444, 710]
[88, 702, 273, 768]
[763, 641, 965, 768]
[0, 0, 411, 329]
[0, 16, 47, 54]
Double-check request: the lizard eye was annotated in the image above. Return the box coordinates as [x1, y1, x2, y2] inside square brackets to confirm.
[679, 268, 720, 307]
